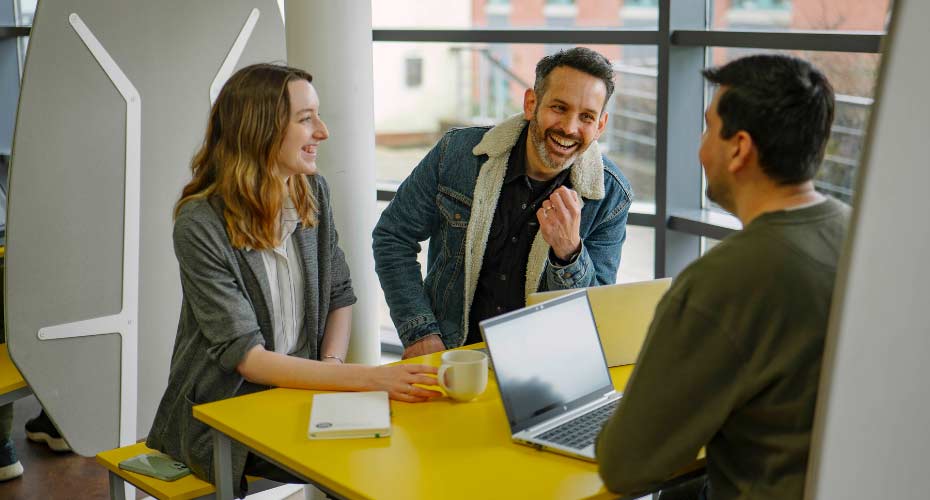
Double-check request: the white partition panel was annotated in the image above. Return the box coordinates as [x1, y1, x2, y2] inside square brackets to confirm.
[806, 0, 930, 498]
[6, 0, 285, 455]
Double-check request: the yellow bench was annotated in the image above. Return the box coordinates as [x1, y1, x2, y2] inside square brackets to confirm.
[97, 442, 278, 500]
[0, 343, 32, 405]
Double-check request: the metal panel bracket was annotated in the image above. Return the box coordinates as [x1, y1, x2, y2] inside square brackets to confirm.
[38, 12, 142, 499]
[210, 8, 260, 104]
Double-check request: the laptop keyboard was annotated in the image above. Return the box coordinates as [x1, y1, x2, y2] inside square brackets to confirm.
[536, 400, 620, 450]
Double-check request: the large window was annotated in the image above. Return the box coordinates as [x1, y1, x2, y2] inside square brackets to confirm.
[372, 42, 658, 207]
[1, 0, 35, 242]
[13, 0, 34, 71]
[358, 1, 891, 351]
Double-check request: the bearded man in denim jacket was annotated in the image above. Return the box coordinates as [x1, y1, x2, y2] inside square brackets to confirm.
[374, 47, 633, 359]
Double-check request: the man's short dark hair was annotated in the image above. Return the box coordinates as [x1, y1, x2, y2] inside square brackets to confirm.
[702, 54, 835, 185]
[534, 47, 615, 112]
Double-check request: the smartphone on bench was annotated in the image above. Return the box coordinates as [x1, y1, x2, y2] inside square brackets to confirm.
[119, 452, 191, 481]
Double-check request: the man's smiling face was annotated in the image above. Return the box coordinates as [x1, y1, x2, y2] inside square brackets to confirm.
[524, 65, 608, 178]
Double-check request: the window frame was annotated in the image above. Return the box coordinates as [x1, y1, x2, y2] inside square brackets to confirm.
[373, 1, 883, 273]
[372, 1, 885, 352]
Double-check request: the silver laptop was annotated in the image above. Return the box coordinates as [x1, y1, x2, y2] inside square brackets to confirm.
[479, 289, 621, 461]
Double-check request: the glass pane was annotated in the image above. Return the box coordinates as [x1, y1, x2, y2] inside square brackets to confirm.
[703, 48, 882, 209]
[15, 0, 37, 70]
[617, 225, 654, 283]
[15, 0, 36, 25]
[373, 0, 658, 29]
[701, 236, 721, 255]
[711, 0, 892, 31]
[373, 42, 658, 206]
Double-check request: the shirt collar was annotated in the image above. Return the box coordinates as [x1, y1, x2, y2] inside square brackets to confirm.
[280, 194, 300, 242]
[503, 124, 530, 185]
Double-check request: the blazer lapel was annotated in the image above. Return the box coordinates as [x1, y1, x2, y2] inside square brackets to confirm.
[290, 223, 320, 359]
[208, 196, 276, 350]
[237, 248, 276, 352]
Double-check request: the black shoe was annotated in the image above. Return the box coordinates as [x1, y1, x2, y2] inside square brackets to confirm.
[25, 410, 71, 452]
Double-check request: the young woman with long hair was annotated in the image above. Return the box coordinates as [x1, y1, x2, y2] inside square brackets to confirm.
[147, 63, 440, 496]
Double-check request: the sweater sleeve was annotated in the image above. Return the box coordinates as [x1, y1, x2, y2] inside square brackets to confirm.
[595, 289, 745, 495]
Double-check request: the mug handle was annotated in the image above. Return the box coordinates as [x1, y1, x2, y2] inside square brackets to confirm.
[438, 364, 452, 393]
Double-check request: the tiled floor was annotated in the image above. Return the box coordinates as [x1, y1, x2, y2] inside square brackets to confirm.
[0, 395, 109, 500]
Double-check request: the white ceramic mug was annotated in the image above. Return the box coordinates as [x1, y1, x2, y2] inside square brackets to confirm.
[438, 350, 488, 402]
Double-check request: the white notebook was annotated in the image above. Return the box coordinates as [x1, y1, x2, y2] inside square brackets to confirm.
[307, 391, 392, 440]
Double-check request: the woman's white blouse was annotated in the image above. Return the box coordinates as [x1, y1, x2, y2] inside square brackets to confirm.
[259, 197, 305, 355]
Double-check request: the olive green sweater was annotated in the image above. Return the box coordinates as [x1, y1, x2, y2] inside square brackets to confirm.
[596, 199, 850, 500]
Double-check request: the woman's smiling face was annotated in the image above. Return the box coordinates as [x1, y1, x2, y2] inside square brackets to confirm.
[276, 79, 329, 178]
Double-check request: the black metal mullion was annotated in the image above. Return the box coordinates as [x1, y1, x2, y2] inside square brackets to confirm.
[671, 29, 883, 53]
[373, 28, 660, 45]
[0, 25, 28, 39]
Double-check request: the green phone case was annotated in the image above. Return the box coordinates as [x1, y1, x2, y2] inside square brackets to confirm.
[118, 452, 191, 481]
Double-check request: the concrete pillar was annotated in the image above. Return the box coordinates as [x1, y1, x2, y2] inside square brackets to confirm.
[284, 0, 379, 365]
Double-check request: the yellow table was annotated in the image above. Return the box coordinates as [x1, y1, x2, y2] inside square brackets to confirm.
[0, 343, 32, 405]
[194, 348, 700, 500]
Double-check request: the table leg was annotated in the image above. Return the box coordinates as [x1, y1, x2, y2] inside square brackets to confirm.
[212, 429, 234, 500]
[107, 471, 126, 500]
[304, 484, 328, 500]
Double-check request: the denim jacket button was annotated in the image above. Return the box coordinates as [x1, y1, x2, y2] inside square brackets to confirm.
[564, 272, 572, 279]
[454, 213, 462, 220]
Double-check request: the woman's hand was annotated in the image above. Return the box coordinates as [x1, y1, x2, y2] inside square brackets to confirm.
[365, 364, 442, 403]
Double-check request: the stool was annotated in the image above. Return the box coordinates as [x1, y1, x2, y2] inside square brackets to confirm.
[97, 441, 277, 499]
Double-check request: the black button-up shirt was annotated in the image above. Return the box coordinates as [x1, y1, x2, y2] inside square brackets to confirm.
[467, 125, 571, 345]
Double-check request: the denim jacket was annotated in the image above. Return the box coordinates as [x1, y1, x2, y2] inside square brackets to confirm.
[373, 114, 633, 349]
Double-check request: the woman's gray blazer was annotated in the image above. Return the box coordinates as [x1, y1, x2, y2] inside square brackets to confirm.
[146, 175, 356, 498]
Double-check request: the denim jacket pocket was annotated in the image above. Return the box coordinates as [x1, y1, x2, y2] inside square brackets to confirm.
[436, 187, 471, 227]
[435, 190, 471, 257]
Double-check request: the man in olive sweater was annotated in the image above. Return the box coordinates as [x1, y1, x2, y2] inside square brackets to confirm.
[596, 54, 850, 500]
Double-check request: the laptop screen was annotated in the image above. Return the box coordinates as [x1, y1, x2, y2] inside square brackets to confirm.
[480, 290, 614, 433]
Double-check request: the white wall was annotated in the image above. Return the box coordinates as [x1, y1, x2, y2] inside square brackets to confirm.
[805, 0, 930, 498]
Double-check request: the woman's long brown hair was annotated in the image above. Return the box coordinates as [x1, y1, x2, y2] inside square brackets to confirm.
[176, 63, 318, 250]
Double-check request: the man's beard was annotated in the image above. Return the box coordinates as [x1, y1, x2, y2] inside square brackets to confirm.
[529, 117, 581, 173]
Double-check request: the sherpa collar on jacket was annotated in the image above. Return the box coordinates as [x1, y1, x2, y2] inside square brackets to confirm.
[460, 113, 607, 344]
[472, 113, 606, 200]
